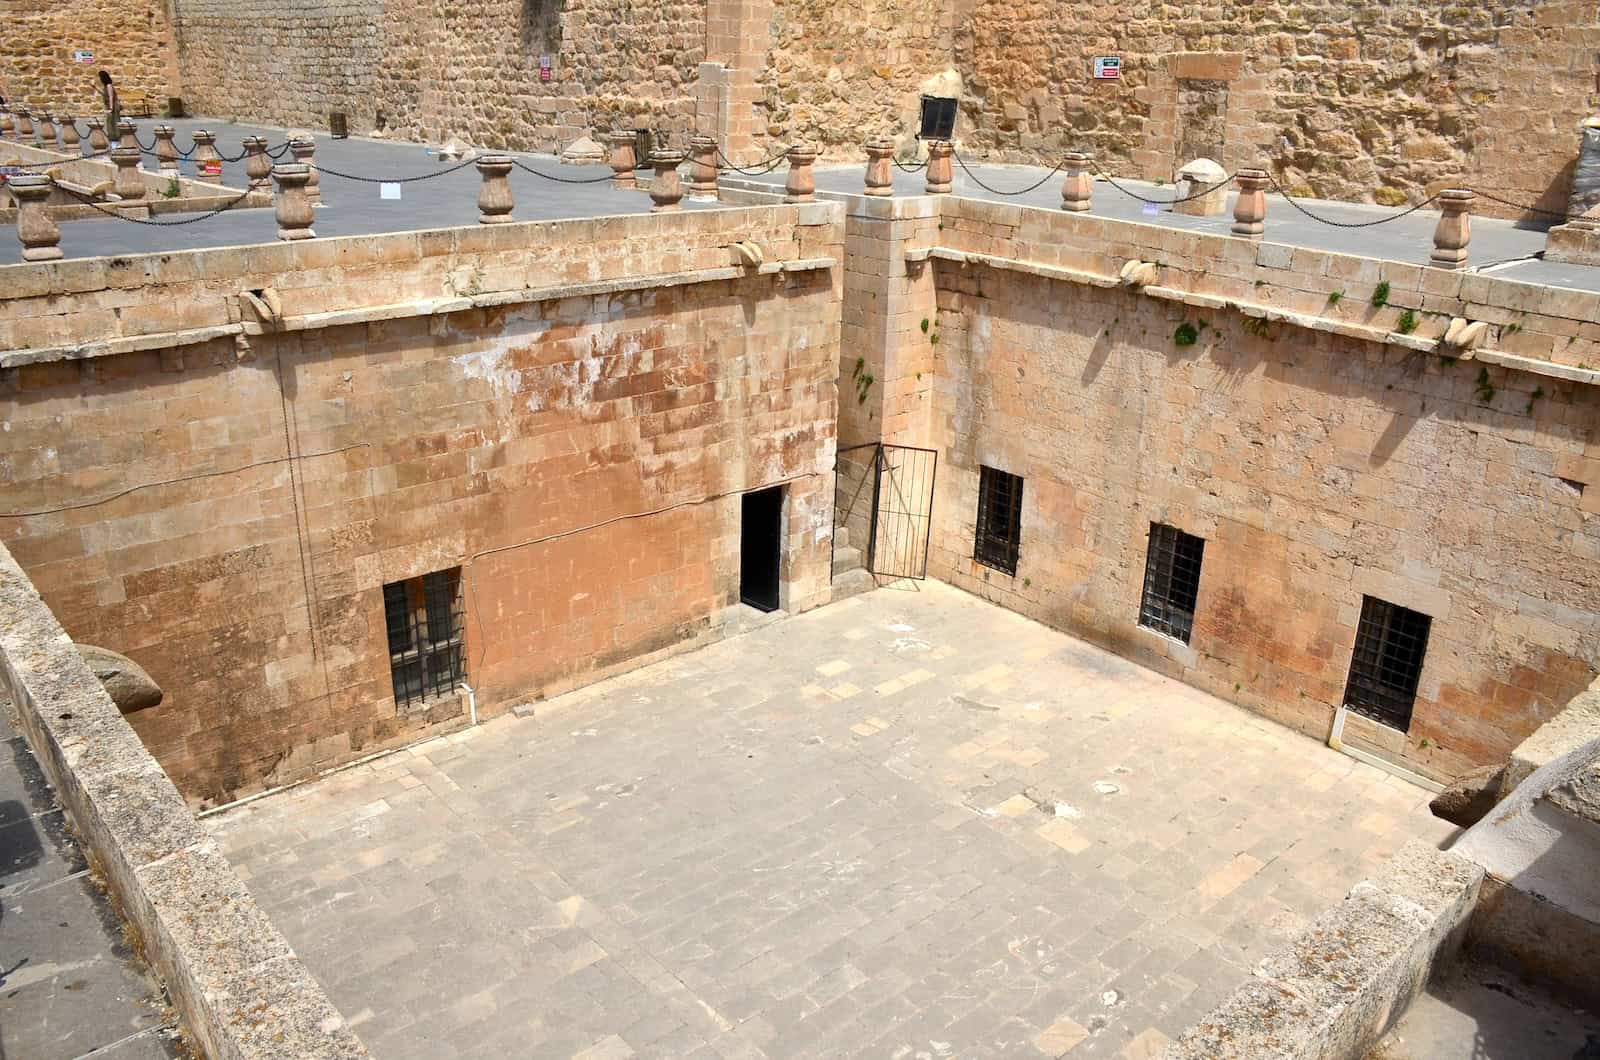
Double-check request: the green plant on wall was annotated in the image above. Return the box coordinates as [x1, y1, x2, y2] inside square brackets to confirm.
[1370, 280, 1390, 308]
[1173, 321, 1200, 346]
[1395, 309, 1418, 335]
[1242, 317, 1272, 339]
[162, 177, 180, 199]
[1327, 290, 1344, 307]
[1476, 365, 1496, 405]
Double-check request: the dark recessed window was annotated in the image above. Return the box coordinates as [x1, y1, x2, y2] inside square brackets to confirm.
[1344, 596, 1432, 731]
[1139, 523, 1205, 643]
[383, 569, 465, 710]
[974, 465, 1023, 575]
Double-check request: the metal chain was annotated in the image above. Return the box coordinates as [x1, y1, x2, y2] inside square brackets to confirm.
[1262, 173, 1440, 228]
[53, 179, 270, 226]
[1092, 162, 1238, 205]
[313, 155, 480, 184]
[716, 146, 791, 176]
[891, 156, 928, 173]
[952, 149, 1066, 196]
[510, 159, 617, 185]
[1468, 187, 1584, 222]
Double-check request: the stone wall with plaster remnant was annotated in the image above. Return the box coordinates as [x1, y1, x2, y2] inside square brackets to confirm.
[0, 204, 842, 805]
[171, 0, 706, 152]
[0, 0, 178, 117]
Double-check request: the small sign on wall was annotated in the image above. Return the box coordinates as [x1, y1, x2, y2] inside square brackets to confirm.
[539, 55, 553, 83]
[1092, 56, 1121, 79]
[73, 49, 95, 64]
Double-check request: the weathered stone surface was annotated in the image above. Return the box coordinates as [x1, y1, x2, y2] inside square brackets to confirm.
[77, 643, 164, 713]
[1429, 763, 1504, 827]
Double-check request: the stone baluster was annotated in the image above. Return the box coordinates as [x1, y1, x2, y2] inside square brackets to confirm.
[16, 108, 33, 141]
[289, 138, 321, 204]
[38, 113, 58, 149]
[110, 147, 147, 215]
[85, 118, 109, 155]
[925, 140, 953, 195]
[1060, 151, 1094, 212]
[1231, 168, 1269, 238]
[153, 124, 180, 174]
[649, 150, 685, 211]
[784, 145, 817, 203]
[1430, 189, 1474, 270]
[116, 118, 138, 151]
[0, 110, 13, 139]
[272, 163, 315, 240]
[864, 138, 894, 197]
[607, 130, 638, 188]
[687, 135, 719, 201]
[11, 175, 63, 262]
[192, 129, 223, 183]
[59, 117, 80, 151]
[476, 154, 515, 224]
[242, 136, 272, 187]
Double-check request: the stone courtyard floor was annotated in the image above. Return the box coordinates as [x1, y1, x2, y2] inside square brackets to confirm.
[206, 581, 1458, 1060]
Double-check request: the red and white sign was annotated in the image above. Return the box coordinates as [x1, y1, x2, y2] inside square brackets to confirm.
[539, 55, 553, 83]
[1092, 56, 1121, 79]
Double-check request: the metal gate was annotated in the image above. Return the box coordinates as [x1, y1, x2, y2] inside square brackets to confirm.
[835, 443, 938, 580]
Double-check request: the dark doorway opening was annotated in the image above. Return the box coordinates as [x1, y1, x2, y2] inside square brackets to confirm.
[740, 486, 783, 612]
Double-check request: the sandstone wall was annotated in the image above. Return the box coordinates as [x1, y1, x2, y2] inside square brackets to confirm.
[854, 195, 1600, 782]
[0, 206, 842, 805]
[0, 0, 177, 118]
[172, 0, 706, 151]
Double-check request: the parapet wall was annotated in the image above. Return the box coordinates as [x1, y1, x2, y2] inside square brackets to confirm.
[0, 203, 845, 804]
[0, 539, 369, 1060]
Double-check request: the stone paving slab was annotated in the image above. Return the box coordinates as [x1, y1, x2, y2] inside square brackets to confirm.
[207, 581, 1457, 1060]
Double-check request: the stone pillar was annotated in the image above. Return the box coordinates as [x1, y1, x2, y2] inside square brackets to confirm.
[476, 154, 515, 223]
[607, 131, 638, 188]
[110, 147, 147, 216]
[154, 124, 180, 174]
[59, 117, 80, 151]
[0, 110, 13, 139]
[1231, 168, 1269, 238]
[10, 175, 63, 262]
[116, 119, 138, 151]
[649, 150, 685, 211]
[192, 129, 223, 183]
[687, 135, 719, 201]
[243, 136, 272, 186]
[784, 145, 817, 203]
[864, 138, 894, 197]
[925, 140, 953, 195]
[37, 113, 58, 149]
[289, 138, 321, 204]
[1430, 189, 1474, 270]
[272, 163, 316, 240]
[85, 118, 109, 155]
[1060, 152, 1093, 212]
[16, 108, 33, 141]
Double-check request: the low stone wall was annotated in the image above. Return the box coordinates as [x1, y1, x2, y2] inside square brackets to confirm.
[0, 539, 369, 1060]
[0, 140, 271, 214]
[1160, 841, 1483, 1060]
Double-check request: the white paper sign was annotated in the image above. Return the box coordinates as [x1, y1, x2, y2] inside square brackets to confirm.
[380, 182, 402, 200]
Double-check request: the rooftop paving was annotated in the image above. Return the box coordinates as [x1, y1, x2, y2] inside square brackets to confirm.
[207, 581, 1457, 1060]
[6, 120, 1598, 296]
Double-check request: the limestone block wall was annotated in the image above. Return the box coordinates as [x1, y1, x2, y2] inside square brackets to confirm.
[172, 0, 706, 152]
[0, 0, 177, 116]
[900, 197, 1600, 782]
[0, 205, 843, 805]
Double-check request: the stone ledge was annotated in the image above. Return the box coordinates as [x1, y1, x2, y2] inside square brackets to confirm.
[0, 540, 370, 1060]
[1160, 841, 1482, 1060]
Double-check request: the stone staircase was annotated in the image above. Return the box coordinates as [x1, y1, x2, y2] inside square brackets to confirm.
[831, 526, 876, 599]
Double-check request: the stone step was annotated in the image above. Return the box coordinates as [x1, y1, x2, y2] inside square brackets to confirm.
[832, 544, 862, 577]
[833, 525, 852, 552]
[829, 566, 876, 602]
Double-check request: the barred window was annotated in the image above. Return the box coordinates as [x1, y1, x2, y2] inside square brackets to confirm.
[974, 465, 1023, 575]
[383, 569, 465, 710]
[1343, 596, 1431, 731]
[1139, 523, 1205, 643]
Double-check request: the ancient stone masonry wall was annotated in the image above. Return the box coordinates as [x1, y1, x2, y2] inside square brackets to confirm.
[0, 0, 177, 117]
[900, 198, 1600, 783]
[0, 205, 843, 805]
[173, 0, 706, 151]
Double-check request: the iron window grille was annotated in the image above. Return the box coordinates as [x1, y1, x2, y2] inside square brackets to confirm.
[383, 569, 465, 710]
[1139, 523, 1206, 644]
[1343, 596, 1432, 731]
[974, 465, 1023, 575]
